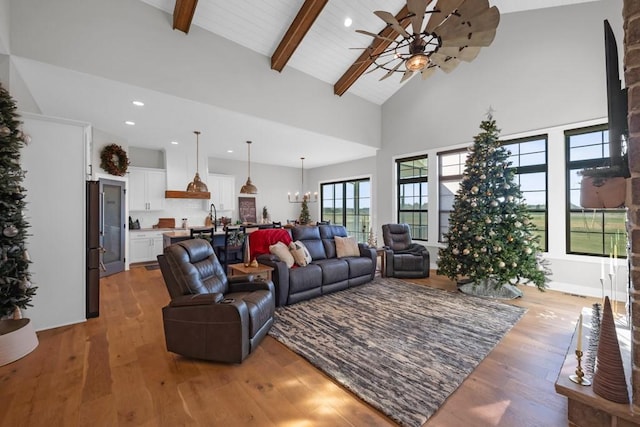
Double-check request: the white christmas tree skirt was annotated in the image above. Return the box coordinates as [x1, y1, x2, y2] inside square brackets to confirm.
[0, 318, 39, 366]
[458, 280, 523, 299]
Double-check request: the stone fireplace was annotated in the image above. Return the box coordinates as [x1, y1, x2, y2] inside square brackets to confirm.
[626, 0, 640, 409]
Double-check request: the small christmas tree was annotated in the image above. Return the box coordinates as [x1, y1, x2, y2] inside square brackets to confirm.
[437, 115, 548, 292]
[0, 83, 35, 318]
[299, 199, 311, 225]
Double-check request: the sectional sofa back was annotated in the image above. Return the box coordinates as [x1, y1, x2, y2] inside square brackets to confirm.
[291, 226, 325, 260]
[319, 225, 348, 258]
[291, 225, 349, 261]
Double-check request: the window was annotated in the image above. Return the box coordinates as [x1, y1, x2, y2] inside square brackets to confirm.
[566, 125, 626, 256]
[397, 155, 428, 240]
[321, 178, 371, 242]
[438, 148, 468, 241]
[503, 135, 548, 251]
[437, 137, 548, 250]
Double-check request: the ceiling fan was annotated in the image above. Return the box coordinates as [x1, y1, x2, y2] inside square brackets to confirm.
[356, 0, 500, 83]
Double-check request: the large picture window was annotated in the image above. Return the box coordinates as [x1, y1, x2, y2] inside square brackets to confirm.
[438, 149, 467, 241]
[503, 135, 548, 251]
[566, 125, 626, 256]
[321, 178, 371, 243]
[397, 155, 428, 240]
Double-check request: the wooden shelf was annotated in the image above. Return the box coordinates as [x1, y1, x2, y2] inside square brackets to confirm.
[164, 190, 210, 199]
[555, 310, 639, 426]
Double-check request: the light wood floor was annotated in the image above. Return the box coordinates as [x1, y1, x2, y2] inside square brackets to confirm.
[0, 267, 599, 426]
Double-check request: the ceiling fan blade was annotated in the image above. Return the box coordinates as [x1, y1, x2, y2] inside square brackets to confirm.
[379, 61, 405, 81]
[440, 60, 461, 73]
[407, 0, 429, 34]
[374, 10, 411, 38]
[442, 29, 496, 47]
[437, 46, 481, 61]
[356, 29, 398, 43]
[424, 0, 464, 34]
[435, 5, 499, 40]
[367, 57, 400, 74]
[421, 66, 437, 80]
[400, 69, 415, 83]
[429, 53, 460, 72]
[456, 0, 490, 22]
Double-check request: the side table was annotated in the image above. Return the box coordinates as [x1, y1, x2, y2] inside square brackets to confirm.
[376, 248, 386, 277]
[228, 263, 274, 282]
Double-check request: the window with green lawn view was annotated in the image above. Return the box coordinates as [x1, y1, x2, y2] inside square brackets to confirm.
[397, 155, 428, 241]
[437, 136, 548, 251]
[502, 135, 548, 252]
[566, 125, 626, 257]
[320, 178, 370, 243]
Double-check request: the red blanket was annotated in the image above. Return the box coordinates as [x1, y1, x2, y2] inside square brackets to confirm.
[249, 229, 292, 260]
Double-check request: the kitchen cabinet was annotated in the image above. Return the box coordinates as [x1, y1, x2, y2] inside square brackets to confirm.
[208, 174, 235, 212]
[129, 230, 164, 264]
[129, 167, 166, 211]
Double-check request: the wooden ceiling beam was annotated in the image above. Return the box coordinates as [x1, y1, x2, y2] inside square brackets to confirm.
[271, 0, 328, 72]
[173, 0, 198, 34]
[334, 5, 410, 97]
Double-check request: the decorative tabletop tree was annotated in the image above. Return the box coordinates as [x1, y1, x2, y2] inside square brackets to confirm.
[437, 115, 549, 297]
[299, 199, 311, 225]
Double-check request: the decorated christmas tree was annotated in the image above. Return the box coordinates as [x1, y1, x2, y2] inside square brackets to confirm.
[437, 115, 548, 292]
[0, 83, 35, 318]
[299, 199, 311, 225]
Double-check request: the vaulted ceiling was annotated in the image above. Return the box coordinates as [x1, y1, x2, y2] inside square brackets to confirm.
[142, 0, 601, 104]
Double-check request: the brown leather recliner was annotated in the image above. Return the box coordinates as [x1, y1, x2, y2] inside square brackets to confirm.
[382, 223, 430, 278]
[157, 239, 275, 363]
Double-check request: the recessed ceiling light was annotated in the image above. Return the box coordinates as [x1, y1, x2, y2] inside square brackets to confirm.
[227, 149, 234, 153]
[125, 121, 135, 126]
[171, 141, 179, 145]
[132, 100, 144, 106]
[344, 17, 352, 27]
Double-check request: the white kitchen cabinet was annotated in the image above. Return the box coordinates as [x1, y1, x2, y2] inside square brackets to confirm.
[129, 167, 166, 211]
[129, 230, 164, 264]
[208, 174, 235, 212]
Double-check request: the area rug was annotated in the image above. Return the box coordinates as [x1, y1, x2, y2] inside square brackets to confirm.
[268, 277, 527, 426]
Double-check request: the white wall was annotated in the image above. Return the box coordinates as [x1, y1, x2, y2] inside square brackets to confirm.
[0, 0, 9, 55]
[21, 113, 88, 331]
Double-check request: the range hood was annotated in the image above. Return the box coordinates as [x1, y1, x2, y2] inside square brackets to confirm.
[165, 190, 211, 199]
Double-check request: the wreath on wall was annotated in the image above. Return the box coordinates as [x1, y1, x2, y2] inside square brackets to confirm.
[100, 143, 130, 176]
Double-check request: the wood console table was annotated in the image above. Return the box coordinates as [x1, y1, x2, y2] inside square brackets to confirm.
[555, 310, 639, 426]
[228, 263, 273, 282]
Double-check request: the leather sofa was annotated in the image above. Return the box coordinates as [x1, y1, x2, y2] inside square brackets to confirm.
[255, 225, 376, 306]
[158, 239, 275, 363]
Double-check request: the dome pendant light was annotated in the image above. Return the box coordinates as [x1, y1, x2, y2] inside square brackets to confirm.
[186, 130, 208, 192]
[240, 140, 258, 194]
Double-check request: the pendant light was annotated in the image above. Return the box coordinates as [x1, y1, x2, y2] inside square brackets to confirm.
[240, 140, 258, 194]
[186, 130, 208, 192]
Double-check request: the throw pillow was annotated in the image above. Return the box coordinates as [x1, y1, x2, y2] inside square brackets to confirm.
[269, 241, 295, 268]
[335, 236, 360, 258]
[289, 240, 312, 267]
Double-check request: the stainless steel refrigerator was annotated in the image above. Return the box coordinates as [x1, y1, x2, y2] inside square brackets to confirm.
[86, 179, 126, 318]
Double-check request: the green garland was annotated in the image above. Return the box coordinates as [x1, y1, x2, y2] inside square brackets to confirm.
[100, 144, 129, 176]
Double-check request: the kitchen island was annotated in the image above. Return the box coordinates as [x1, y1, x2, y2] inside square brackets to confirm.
[162, 229, 225, 248]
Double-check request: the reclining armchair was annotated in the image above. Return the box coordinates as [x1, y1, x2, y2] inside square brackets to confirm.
[382, 223, 430, 278]
[158, 239, 275, 363]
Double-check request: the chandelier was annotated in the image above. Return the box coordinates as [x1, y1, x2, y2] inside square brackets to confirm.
[288, 157, 317, 204]
[356, 0, 500, 83]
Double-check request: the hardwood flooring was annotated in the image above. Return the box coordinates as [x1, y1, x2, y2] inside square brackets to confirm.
[0, 268, 599, 426]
